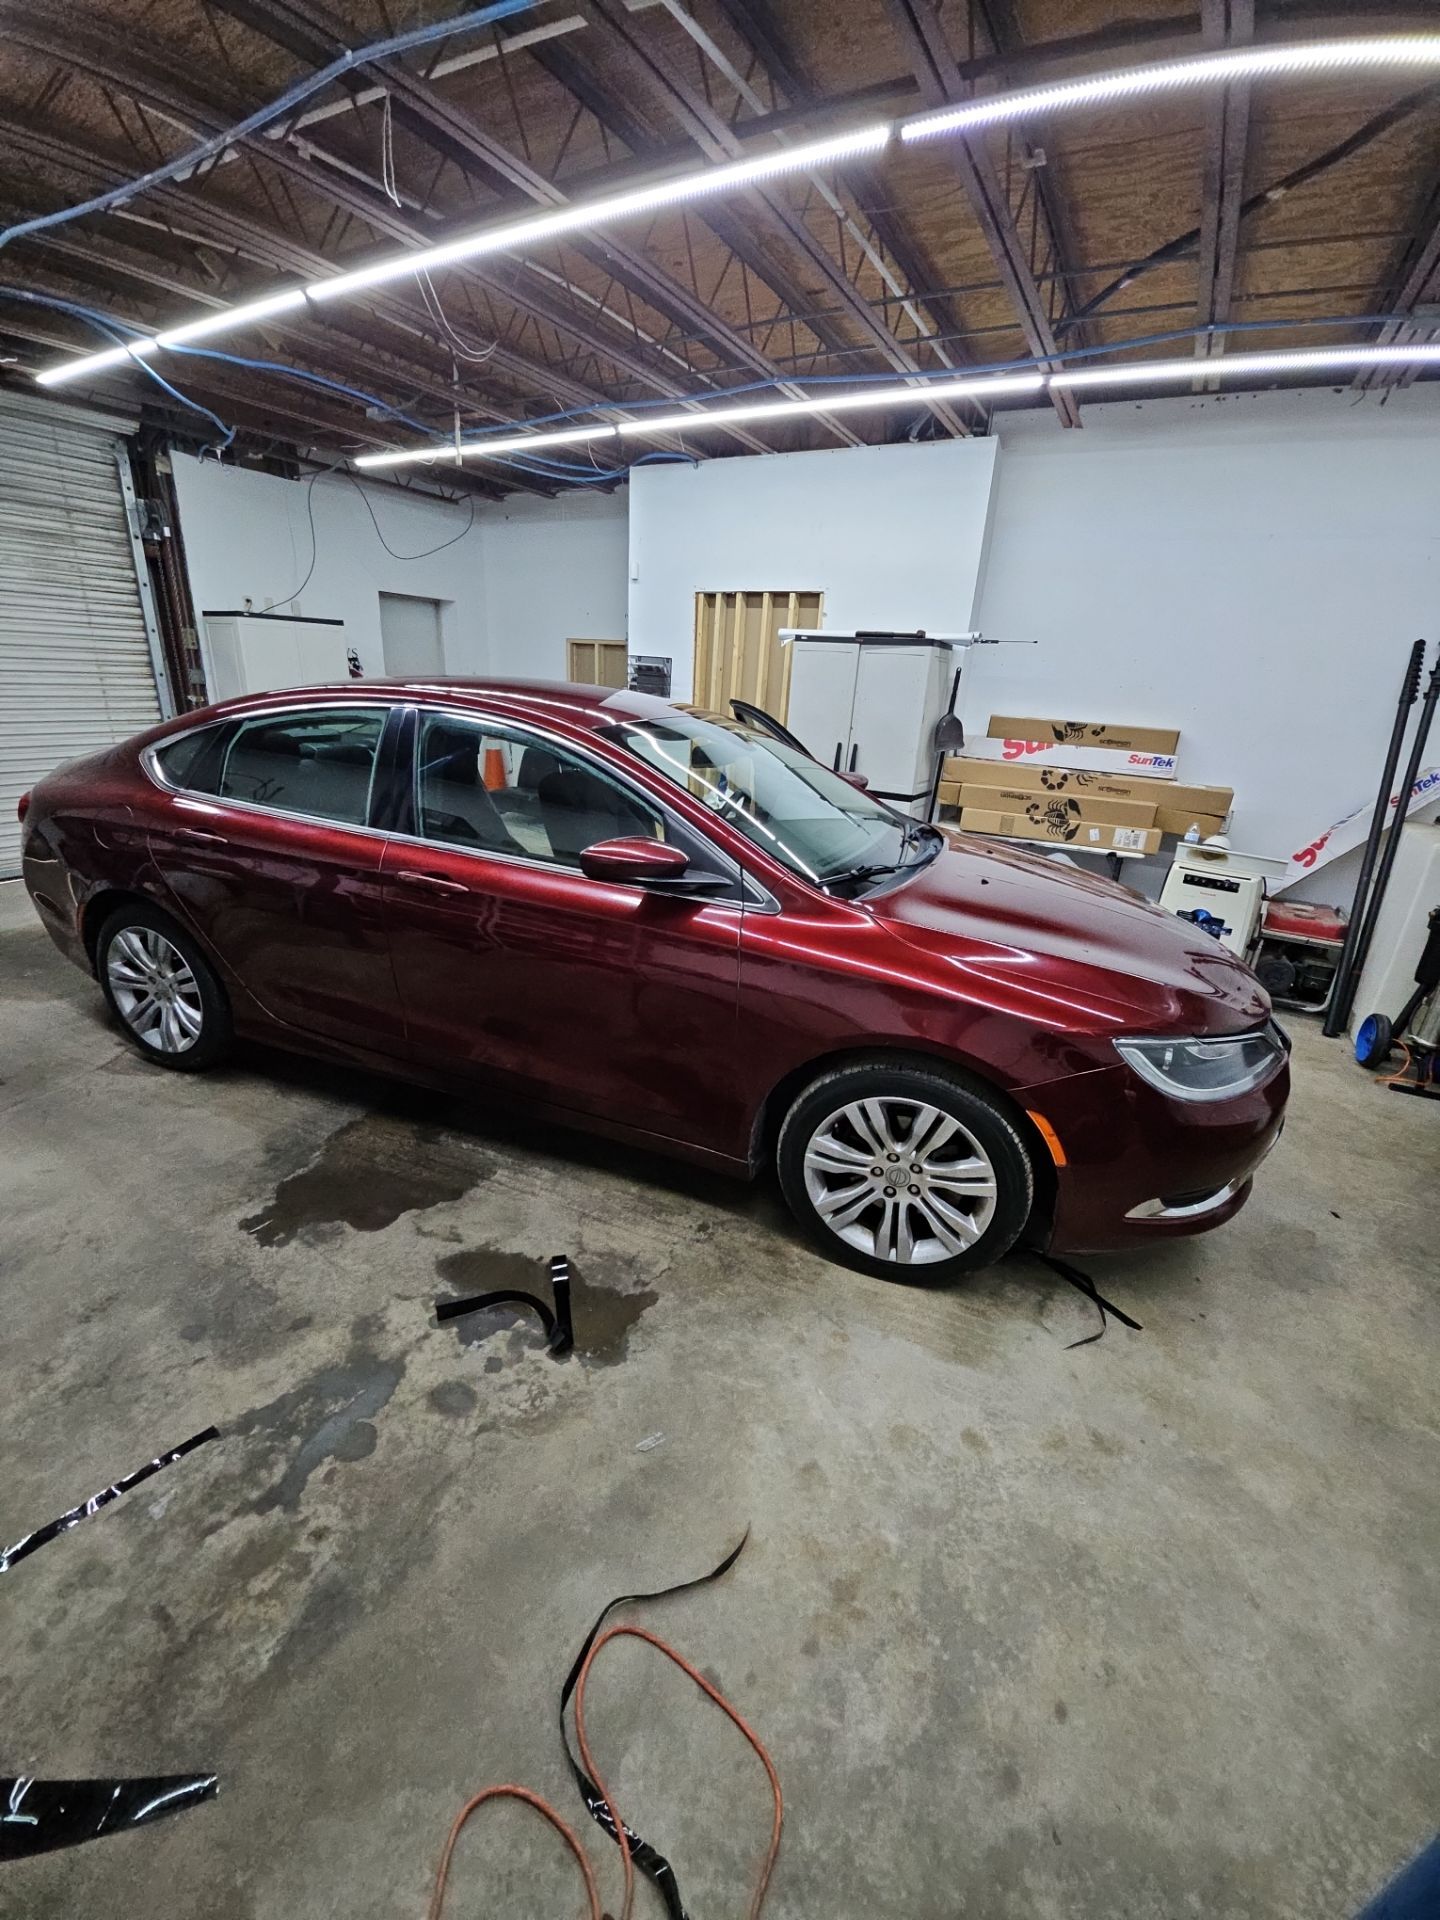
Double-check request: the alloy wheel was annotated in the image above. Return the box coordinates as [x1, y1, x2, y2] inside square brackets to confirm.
[105, 927, 204, 1054]
[801, 1096, 999, 1266]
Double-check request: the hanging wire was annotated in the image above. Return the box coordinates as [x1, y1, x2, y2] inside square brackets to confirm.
[0, 0, 535, 253]
[379, 92, 403, 209]
[417, 268, 499, 362]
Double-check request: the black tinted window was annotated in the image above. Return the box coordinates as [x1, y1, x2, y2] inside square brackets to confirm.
[154, 726, 224, 794]
[415, 713, 661, 865]
[219, 710, 385, 825]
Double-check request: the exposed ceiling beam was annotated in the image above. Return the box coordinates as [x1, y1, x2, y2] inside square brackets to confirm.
[2, 5, 735, 454]
[0, 296, 518, 495]
[883, 0, 1079, 428]
[565, 0, 969, 439]
[0, 124, 632, 494]
[972, 0, 1092, 351]
[1194, 0, 1254, 381]
[1354, 168, 1440, 389]
[706, 0, 968, 358]
[207, 0, 863, 450]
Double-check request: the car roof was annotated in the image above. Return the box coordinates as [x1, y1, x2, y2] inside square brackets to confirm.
[184, 677, 684, 734]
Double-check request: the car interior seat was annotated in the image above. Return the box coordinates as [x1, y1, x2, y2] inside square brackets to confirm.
[535, 766, 656, 863]
[419, 724, 523, 853]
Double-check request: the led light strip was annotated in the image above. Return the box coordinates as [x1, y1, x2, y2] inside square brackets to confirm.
[901, 34, 1440, 142]
[1048, 343, 1440, 388]
[32, 34, 1440, 390]
[352, 346, 1440, 469]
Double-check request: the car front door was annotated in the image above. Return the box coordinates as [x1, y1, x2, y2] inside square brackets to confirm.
[141, 701, 408, 1054]
[378, 707, 746, 1156]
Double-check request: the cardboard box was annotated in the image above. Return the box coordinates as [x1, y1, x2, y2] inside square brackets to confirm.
[1154, 807, 1228, 840]
[954, 735, 1179, 779]
[988, 715, 1181, 755]
[942, 756, 1230, 814]
[952, 782, 1156, 828]
[958, 804, 1162, 855]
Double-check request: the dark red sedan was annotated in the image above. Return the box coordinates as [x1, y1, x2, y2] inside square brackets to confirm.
[18, 680, 1288, 1279]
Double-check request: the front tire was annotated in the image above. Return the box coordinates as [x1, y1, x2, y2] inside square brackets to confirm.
[776, 1060, 1033, 1282]
[97, 903, 232, 1071]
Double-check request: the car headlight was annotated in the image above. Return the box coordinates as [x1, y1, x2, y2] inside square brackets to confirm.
[1114, 1022, 1288, 1103]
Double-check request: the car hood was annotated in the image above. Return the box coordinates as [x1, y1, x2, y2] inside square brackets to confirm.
[872, 833, 1270, 1035]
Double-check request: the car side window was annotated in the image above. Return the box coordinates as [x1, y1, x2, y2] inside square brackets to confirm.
[414, 713, 663, 867]
[217, 709, 386, 827]
[153, 725, 227, 794]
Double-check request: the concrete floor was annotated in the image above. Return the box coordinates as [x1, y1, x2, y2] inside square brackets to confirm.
[1, 903, 1436, 1920]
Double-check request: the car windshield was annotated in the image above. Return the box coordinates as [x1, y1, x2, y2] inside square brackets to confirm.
[604, 710, 928, 887]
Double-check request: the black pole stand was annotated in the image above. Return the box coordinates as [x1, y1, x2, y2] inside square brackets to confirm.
[1336, 651, 1440, 1030]
[1324, 639, 1426, 1037]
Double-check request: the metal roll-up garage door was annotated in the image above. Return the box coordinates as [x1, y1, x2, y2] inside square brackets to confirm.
[0, 391, 170, 878]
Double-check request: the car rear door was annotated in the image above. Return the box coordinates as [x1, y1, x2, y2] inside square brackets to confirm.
[141, 701, 409, 1054]
[377, 706, 746, 1155]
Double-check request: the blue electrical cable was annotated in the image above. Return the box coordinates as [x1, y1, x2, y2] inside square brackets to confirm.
[431, 308, 1426, 449]
[1, 287, 237, 452]
[0, 0, 534, 254]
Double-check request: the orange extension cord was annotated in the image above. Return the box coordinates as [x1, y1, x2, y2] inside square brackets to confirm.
[426, 1785, 602, 1920]
[574, 1625, 784, 1920]
[426, 1626, 783, 1920]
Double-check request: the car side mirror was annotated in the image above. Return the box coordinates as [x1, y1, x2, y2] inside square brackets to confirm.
[838, 770, 870, 791]
[579, 837, 692, 886]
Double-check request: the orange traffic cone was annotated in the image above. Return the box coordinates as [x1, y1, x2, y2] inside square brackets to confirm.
[482, 746, 507, 790]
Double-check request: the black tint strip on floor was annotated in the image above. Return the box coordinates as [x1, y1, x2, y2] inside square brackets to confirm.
[0, 1428, 219, 1574]
[1, 1774, 218, 1860]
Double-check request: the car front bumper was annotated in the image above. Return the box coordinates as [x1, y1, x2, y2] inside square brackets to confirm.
[1018, 1056, 1290, 1254]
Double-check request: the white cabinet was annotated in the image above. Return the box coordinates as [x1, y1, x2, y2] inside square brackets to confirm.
[202, 611, 351, 701]
[785, 633, 954, 812]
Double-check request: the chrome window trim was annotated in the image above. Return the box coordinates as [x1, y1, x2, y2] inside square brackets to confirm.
[141, 699, 399, 803]
[143, 697, 778, 911]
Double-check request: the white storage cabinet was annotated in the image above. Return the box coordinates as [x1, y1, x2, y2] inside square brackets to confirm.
[784, 633, 954, 814]
[203, 611, 351, 702]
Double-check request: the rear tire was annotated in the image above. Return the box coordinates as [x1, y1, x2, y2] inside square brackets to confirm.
[776, 1060, 1033, 1283]
[96, 902, 232, 1072]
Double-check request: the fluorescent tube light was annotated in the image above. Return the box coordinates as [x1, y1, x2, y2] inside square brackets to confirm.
[31, 35, 1440, 388]
[901, 35, 1440, 143]
[1050, 344, 1440, 388]
[34, 340, 158, 387]
[35, 290, 310, 387]
[615, 373, 1044, 439]
[352, 373, 1045, 469]
[309, 123, 892, 303]
[357, 423, 615, 468]
[156, 289, 309, 348]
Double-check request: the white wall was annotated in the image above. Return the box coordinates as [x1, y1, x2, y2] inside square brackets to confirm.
[975, 386, 1440, 895]
[173, 456, 629, 685]
[172, 454, 487, 679]
[477, 489, 628, 679]
[627, 438, 1000, 698]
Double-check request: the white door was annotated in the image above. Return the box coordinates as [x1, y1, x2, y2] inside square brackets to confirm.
[0, 393, 166, 879]
[851, 644, 946, 803]
[785, 641, 860, 773]
[378, 593, 444, 677]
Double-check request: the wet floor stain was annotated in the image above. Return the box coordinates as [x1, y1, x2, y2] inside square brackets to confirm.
[236, 1347, 405, 1512]
[240, 1114, 493, 1248]
[433, 1246, 658, 1368]
[427, 1380, 479, 1418]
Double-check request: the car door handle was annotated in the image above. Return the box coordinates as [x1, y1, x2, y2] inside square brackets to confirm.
[394, 868, 468, 895]
[177, 827, 226, 846]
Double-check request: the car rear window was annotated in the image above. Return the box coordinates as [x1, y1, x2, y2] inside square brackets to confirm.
[153, 726, 225, 794]
[217, 709, 385, 826]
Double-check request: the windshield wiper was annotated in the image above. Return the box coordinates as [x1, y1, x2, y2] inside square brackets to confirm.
[825, 862, 903, 891]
